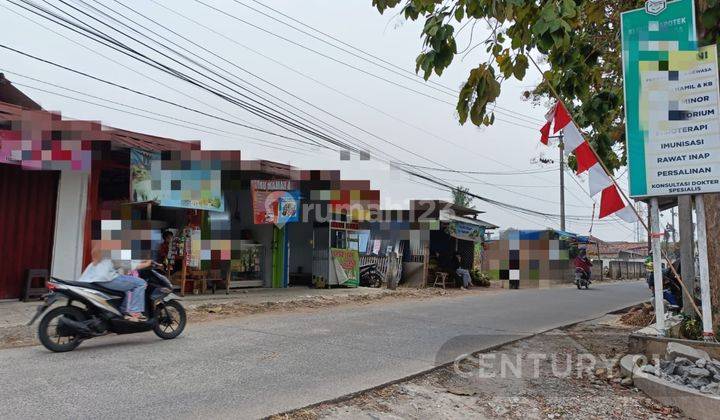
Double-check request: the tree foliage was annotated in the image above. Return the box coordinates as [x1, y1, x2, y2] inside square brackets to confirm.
[451, 186, 474, 208]
[372, 0, 720, 173]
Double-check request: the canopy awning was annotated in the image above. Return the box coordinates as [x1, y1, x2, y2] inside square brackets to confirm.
[440, 211, 499, 229]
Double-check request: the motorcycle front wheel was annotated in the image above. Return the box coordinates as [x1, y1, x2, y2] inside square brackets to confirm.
[153, 300, 186, 340]
[38, 306, 87, 352]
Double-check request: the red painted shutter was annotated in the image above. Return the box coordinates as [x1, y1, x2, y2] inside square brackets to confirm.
[0, 164, 59, 299]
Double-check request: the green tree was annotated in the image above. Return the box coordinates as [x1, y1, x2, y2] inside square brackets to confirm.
[451, 186, 474, 208]
[372, 0, 720, 333]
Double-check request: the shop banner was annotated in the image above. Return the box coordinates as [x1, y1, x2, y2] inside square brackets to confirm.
[331, 248, 359, 287]
[130, 149, 225, 211]
[445, 220, 485, 242]
[620, 0, 717, 197]
[251, 179, 301, 226]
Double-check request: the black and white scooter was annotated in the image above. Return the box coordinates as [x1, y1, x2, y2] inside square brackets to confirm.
[29, 263, 186, 352]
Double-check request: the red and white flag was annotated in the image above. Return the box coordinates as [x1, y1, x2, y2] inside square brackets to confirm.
[561, 122, 584, 155]
[536, 100, 637, 221]
[588, 163, 612, 197]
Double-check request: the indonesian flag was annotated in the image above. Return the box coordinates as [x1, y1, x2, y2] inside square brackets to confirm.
[561, 123, 585, 155]
[573, 142, 598, 175]
[615, 205, 639, 223]
[539, 121, 551, 145]
[552, 102, 572, 133]
[588, 163, 612, 196]
[599, 185, 626, 219]
[535, 102, 636, 222]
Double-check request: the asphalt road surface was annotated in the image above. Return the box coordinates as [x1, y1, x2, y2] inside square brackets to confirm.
[0, 281, 648, 419]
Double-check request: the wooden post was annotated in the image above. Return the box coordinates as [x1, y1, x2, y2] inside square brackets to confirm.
[695, 195, 715, 340]
[678, 196, 696, 317]
[650, 198, 666, 336]
[180, 256, 187, 297]
[421, 242, 429, 289]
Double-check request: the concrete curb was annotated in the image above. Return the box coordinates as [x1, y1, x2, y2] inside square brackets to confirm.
[633, 370, 720, 420]
[264, 299, 650, 419]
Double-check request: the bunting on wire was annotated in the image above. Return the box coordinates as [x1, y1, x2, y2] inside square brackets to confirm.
[538, 101, 638, 222]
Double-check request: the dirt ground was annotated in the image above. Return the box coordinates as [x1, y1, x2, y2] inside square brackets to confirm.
[0, 286, 497, 350]
[270, 314, 684, 420]
[188, 286, 496, 322]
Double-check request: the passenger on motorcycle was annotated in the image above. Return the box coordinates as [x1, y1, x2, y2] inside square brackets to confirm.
[573, 248, 593, 281]
[77, 244, 153, 322]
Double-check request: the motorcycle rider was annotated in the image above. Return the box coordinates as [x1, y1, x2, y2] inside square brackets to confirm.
[573, 248, 593, 284]
[77, 243, 153, 322]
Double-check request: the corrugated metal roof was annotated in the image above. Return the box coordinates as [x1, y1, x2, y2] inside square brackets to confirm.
[107, 129, 197, 151]
[0, 74, 42, 110]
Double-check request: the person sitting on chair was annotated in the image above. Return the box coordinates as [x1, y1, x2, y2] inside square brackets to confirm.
[450, 252, 473, 290]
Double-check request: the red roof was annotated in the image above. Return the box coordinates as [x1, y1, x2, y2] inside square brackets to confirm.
[107, 128, 198, 152]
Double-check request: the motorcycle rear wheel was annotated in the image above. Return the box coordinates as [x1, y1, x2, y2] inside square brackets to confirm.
[153, 300, 186, 340]
[370, 273, 383, 288]
[38, 306, 87, 352]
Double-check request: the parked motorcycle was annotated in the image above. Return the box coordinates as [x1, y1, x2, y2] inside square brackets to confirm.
[574, 268, 591, 289]
[359, 263, 383, 288]
[29, 263, 186, 352]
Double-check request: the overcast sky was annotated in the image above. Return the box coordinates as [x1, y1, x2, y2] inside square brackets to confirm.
[1, 0, 669, 242]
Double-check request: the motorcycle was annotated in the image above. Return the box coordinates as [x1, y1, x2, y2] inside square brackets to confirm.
[359, 263, 383, 288]
[29, 263, 186, 352]
[574, 268, 591, 289]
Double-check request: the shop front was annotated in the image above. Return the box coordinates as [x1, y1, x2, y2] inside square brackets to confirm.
[0, 100, 108, 299]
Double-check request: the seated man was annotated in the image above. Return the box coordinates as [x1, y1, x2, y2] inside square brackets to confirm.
[78, 245, 153, 322]
[450, 252, 473, 290]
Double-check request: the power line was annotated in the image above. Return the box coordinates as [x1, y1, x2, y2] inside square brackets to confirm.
[394, 162, 559, 175]
[235, 0, 545, 126]
[3, 72, 315, 155]
[2, 4, 603, 226]
[0, 43, 322, 149]
[146, 0, 546, 178]
[191, 0, 541, 130]
[57, 0, 565, 210]
[0, 2, 312, 153]
[45, 0, 344, 150]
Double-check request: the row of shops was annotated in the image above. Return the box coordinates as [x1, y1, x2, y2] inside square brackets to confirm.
[0, 76, 499, 299]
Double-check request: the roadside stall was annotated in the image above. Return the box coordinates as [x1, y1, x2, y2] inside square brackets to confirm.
[312, 219, 361, 288]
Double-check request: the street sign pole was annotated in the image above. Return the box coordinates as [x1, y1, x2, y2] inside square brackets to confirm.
[694, 194, 715, 340]
[650, 197, 666, 336]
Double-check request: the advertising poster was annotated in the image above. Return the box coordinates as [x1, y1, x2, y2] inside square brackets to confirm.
[130, 149, 225, 211]
[331, 248, 359, 287]
[251, 179, 301, 226]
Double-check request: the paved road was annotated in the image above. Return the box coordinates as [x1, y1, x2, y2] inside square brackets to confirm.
[0, 281, 648, 419]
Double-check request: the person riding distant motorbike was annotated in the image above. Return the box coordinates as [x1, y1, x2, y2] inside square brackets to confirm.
[573, 248, 593, 282]
[77, 244, 153, 322]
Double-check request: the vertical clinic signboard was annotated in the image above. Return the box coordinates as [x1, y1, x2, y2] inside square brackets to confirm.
[622, 0, 720, 197]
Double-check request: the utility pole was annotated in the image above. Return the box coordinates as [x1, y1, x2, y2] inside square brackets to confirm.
[548, 132, 566, 231]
